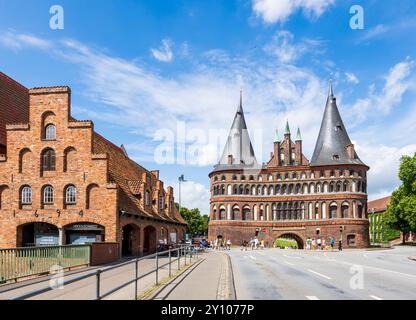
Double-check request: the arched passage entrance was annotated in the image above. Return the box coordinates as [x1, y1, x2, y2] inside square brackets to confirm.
[143, 226, 157, 255]
[122, 224, 140, 256]
[276, 233, 305, 249]
[17, 222, 59, 247]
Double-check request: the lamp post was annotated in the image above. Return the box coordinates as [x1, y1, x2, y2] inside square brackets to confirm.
[178, 174, 187, 216]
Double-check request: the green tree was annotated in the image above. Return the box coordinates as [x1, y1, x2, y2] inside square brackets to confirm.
[384, 154, 416, 244]
[176, 204, 210, 237]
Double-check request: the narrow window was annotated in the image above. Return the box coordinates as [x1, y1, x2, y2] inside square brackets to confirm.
[45, 124, 56, 140]
[43, 186, 54, 204]
[42, 149, 56, 171]
[65, 186, 77, 204]
[21, 186, 32, 204]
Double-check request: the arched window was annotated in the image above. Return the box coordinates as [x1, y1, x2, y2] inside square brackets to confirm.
[41, 148, 56, 172]
[341, 204, 349, 218]
[19, 148, 32, 174]
[145, 190, 150, 206]
[243, 206, 251, 220]
[21, 186, 32, 204]
[44, 124, 56, 140]
[43, 185, 54, 204]
[65, 185, 77, 204]
[329, 203, 337, 219]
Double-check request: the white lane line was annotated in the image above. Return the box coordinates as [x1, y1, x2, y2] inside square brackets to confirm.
[370, 295, 383, 300]
[284, 254, 301, 259]
[284, 261, 294, 266]
[306, 296, 320, 300]
[249, 255, 257, 261]
[307, 269, 332, 280]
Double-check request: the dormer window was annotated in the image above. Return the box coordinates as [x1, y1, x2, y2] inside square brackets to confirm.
[335, 123, 343, 132]
[332, 154, 340, 160]
[45, 124, 56, 140]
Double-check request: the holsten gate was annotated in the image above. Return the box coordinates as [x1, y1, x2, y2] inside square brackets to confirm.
[208, 82, 370, 249]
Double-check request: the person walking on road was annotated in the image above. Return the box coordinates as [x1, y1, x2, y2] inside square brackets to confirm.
[338, 239, 343, 251]
[260, 240, 265, 250]
[254, 237, 259, 250]
[226, 239, 231, 250]
[317, 238, 322, 250]
[312, 238, 316, 250]
[330, 238, 335, 251]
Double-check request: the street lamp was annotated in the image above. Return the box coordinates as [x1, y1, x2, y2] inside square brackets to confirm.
[178, 174, 187, 215]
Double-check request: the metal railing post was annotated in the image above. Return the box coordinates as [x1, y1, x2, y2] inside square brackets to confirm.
[96, 270, 102, 300]
[155, 251, 159, 285]
[168, 249, 172, 277]
[134, 258, 139, 300]
[178, 248, 181, 270]
[184, 246, 187, 266]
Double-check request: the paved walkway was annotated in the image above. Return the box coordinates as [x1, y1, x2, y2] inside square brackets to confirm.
[150, 251, 235, 300]
[0, 253, 196, 300]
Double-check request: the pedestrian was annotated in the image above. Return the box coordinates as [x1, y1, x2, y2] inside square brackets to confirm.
[322, 239, 326, 250]
[260, 240, 265, 250]
[338, 239, 343, 251]
[312, 238, 316, 250]
[317, 238, 322, 250]
[254, 237, 259, 250]
[330, 237, 335, 251]
[226, 239, 231, 250]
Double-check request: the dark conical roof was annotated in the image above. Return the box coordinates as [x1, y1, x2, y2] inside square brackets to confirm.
[214, 91, 258, 171]
[310, 81, 364, 166]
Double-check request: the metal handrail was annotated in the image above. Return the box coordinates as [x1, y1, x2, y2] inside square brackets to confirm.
[10, 244, 201, 300]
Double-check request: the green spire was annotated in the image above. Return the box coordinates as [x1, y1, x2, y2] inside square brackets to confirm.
[295, 127, 302, 141]
[285, 120, 290, 135]
[275, 129, 280, 143]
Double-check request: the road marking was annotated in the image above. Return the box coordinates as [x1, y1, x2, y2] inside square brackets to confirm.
[370, 295, 383, 300]
[307, 269, 332, 280]
[249, 255, 257, 261]
[306, 296, 320, 300]
[284, 254, 301, 259]
[284, 261, 294, 266]
[257, 251, 266, 256]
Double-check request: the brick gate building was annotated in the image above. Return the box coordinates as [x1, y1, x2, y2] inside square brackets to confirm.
[0, 72, 186, 255]
[208, 82, 370, 248]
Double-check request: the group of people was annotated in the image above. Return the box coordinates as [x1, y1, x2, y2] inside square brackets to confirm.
[306, 237, 342, 251]
[240, 237, 265, 251]
[211, 238, 231, 250]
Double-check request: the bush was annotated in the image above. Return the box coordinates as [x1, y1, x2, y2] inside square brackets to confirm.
[274, 238, 298, 249]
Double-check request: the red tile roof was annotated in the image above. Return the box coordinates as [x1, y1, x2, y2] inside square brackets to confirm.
[0, 72, 29, 146]
[368, 196, 391, 213]
[93, 132, 186, 224]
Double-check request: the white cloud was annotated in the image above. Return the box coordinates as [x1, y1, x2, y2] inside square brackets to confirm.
[349, 58, 415, 123]
[151, 38, 174, 62]
[172, 180, 211, 214]
[265, 30, 325, 64]
[345, 72, 359, 84]
[252, 0, 335, 24]
[359, 24, 390, 43]
[0, 31, 52, 50]
[358, 142, 416, 200]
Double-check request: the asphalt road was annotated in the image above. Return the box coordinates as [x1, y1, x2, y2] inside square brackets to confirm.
[229, 246, 416, 300]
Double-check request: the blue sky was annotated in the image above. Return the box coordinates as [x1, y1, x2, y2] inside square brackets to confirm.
[1, 0, 416, 214]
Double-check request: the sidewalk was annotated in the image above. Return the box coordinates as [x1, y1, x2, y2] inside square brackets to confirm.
[0, 254, 193, 300]
[150, 251, 235, 300]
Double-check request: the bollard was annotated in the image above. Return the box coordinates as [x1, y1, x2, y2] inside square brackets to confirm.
[155, 252, 159, 285]
[178, 248, 181, 270]
[134, 258, 139, 300]
[169, 249, 172, 277]
[96, 270, 102, 300]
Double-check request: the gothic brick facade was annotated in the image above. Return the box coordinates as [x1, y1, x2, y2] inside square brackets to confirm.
[0, 73, 186, 256]
[208, 84, 370, 249]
